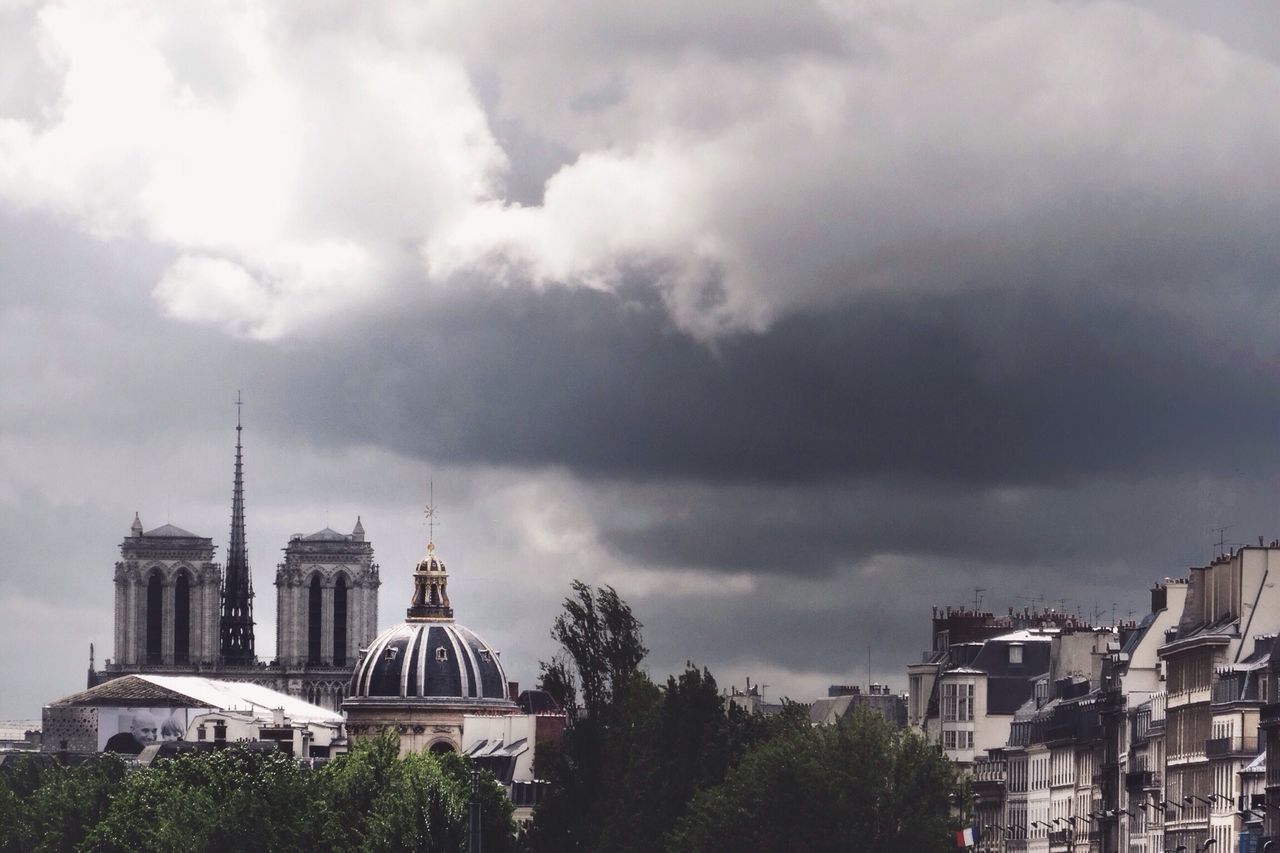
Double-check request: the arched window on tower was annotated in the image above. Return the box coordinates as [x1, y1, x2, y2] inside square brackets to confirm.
[146, 571, 163, 665]
[174, 572, 190, 665]
[308, 574, 323, 665]
[333, 575, 348, 668]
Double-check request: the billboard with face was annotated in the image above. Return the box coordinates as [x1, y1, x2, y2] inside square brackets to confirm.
[98, 707, 213, 754]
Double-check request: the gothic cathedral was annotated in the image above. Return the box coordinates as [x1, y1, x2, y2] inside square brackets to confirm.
[92, 409, 380, 711]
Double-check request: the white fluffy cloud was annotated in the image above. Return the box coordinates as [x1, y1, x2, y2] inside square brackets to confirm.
[0, 0, 506, 338]
[436, 1, 1280, 337]
[3, 1, 1280, 340]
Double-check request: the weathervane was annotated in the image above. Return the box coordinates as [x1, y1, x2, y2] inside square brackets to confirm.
[424, 480, 438, 551]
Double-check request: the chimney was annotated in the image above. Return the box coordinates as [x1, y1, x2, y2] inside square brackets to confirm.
[1150, 584, 1167, 614]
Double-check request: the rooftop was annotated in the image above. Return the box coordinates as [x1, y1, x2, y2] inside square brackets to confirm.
[47, 675, 342, 725]
[143, 523, 202, 538]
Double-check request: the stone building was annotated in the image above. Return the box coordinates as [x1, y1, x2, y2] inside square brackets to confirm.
[344, 537, 517, 754]
[274, 523, 380, 708]
[113, 519, 221, 668]
[93, 409, 380, 711]
[948, 551, 1280, 853]
[1159, 546, 1280, 853]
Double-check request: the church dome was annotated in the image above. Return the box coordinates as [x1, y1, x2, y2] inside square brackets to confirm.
[351, 621, 509, 700]
[348, 542, 511, 703]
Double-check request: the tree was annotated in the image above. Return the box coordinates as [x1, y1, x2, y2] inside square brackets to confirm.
[82, 747, 320, 853]
[0, 753, 127, 853]
[24, 754, 126, 852]
[536, 654, 576, 713]
[667, 705, 963, 853]
[351, 749, 515, 853]
[548, 581, 647, 717]
[528, 581, 653, 853]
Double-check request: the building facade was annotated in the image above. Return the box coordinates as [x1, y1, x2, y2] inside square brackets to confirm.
[274, 523, 380, 707]
[942, 548, 1280, 853]
[113, 519, 222, 668]
[94, 412, 379, 711]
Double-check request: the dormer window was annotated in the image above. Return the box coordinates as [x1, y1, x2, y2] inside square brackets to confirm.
[480, 650, 492, 663]
[384, 647, 398, 662]
[436, 646, 449, 662]
[1009, 644, 1023, 664]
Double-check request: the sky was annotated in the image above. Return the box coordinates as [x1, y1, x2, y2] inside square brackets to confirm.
[4, 0, 1280, 719]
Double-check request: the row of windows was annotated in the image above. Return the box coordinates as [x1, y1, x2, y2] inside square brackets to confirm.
[1167, 648, 1214, 693]
[1166, 705, 1210, 758]
[943, 729, 973, 749]
[942, 682, 974, 722]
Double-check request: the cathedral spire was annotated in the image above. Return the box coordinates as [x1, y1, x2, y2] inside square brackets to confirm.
[220, 391, 256, 664]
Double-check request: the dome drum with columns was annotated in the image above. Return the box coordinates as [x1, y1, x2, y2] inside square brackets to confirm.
[344, 540, 517, 754]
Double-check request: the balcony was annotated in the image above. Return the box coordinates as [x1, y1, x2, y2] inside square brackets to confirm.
[1048, 829, 1072, 848]
[1212, 677, 1262, 705]
[1205, 735, 1259, 757]
[973, 759, 1007, 784]
[1125, 769, 1157, 789]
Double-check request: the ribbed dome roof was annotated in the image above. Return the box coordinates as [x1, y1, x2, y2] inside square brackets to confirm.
[348, 538, 512, 704]
[351, 621, 509, 700]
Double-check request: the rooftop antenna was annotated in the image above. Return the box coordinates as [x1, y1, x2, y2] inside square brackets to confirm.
[867, 643, 872, 691]
[973, 587, 986, 612]
[1212, 524, 1233, 558]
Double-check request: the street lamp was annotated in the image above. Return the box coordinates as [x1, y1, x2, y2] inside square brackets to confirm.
[468, 768, 481, 853]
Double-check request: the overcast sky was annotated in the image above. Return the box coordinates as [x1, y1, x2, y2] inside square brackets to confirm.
[5, 0, 1280, 720]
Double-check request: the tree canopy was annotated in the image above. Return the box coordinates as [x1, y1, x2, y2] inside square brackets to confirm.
[0, 733, 515, 853]
[527, 580, 965, 853]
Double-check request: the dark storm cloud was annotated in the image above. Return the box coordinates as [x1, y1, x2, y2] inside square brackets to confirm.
[597, 472, 1280, 583]
[252, 281, 1280, 491]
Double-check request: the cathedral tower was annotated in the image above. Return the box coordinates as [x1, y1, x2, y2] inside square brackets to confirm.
[275, 518, 380, 708]
[219, 399, 256, 664]
[111, 515, 221, 670]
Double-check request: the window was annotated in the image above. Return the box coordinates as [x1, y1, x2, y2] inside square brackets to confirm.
[146, 571, 163, 665]
[1009, 644, 1023, 664]
[333, 575, 348, 668]
[943, 682, 975, 721]
[308, 575, 323, 664]
[436, 646, 449, 662]
[944, 730, 956, 749]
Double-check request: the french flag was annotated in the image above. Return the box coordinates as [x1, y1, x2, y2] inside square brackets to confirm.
[954, 825, 980, 848]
